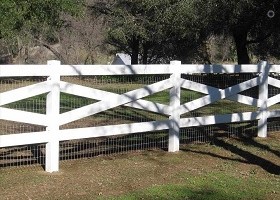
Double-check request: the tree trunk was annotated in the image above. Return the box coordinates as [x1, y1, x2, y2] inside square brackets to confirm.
[233, 31, 250, 64]
[131, 36, 139, 65]
[142, 42, 149, 64]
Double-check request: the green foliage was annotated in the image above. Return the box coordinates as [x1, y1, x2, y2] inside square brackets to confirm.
[193, 0, 280, 63]
[0, 0, 84, 64]
[94, 0, 205, 64]
[94, 0, 280, 64]
[0, 0, 84, 41]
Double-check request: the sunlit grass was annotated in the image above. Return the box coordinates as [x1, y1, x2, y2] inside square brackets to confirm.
[111, 172, 269, 200]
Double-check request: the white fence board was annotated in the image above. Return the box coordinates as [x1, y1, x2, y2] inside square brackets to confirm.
[268, 94, 280, 107]
[267, 109, 280, 118]
[181, 64, 261, 73]
[60, 81, 171, 115]
[59, 120, 170, 141]
[0, 107, 47, 126]
[1, 63, 265, 77]
[180, 78, 217, 93]
[269, 65, 280, 72]
[268, 76, 280, 88]
[0, 131, 48, 147]
[180, 78, 259, 107]
[59, 64, 172, 75]
[59, 78, 173, 125]
[227, 95, 259, 107]
[0, 81, 50, 106]
[179, 77, 259, 115]
[180, 112, 259, 128]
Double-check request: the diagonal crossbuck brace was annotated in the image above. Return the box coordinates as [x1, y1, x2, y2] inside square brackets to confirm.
[59, 78, 173, 125]
[179, 77, 260, 115]
[60, 81, 171, 116]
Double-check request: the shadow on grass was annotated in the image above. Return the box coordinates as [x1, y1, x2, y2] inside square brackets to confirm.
[224, 119, 280, 159]
[214, 138, 280, 175]
[182, 136, 280, 175]
[122, 185, 256, 200]
[236, 136, 280, 158]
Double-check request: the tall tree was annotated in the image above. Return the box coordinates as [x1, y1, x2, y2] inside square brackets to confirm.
[192, 0, 280, 64]
[92, 0, 205, 64]
[93, 0, 280, 64]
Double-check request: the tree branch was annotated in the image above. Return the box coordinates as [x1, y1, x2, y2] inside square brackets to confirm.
[34, 38, 66, 64]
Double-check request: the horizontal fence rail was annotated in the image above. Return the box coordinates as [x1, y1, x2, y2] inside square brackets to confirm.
[1, 60, 280, 172]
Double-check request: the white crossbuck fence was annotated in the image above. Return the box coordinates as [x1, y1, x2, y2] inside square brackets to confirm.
[0, 60, 280, 172]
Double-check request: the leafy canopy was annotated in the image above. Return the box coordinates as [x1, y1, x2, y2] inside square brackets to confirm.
[94, 0, 280, 64]
[0, 0, 84, 39]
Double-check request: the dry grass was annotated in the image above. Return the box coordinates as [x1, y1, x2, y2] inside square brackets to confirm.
[0, 132, 279, 200]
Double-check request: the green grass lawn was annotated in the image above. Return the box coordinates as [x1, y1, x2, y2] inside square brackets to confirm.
[112, 172, 275, 200]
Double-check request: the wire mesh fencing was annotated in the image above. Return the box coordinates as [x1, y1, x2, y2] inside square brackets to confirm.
[59, 75, 170, 162]
[267, 73, 280, 133]
[1, 73, 279, 170]
[0, 77, 46, 168]
[60, 131, 169, 161]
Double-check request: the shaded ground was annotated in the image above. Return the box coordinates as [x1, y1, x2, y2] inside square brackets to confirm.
[0, 132, 279, 200]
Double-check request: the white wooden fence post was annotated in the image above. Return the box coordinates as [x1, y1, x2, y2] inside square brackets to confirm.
[168, 60, 181, 152]
[258, 61, 269, 138]
[45, 60, 61, 172]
